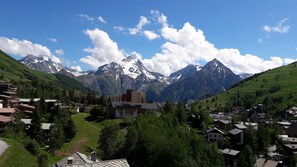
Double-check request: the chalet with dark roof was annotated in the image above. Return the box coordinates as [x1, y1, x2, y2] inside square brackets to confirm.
[220, 148, 240, 167]
[214, 119, 231, 130]
[206, 127, 225, 142]
[229, 128, 244, 145]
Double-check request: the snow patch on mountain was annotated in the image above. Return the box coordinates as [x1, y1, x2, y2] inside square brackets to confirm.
[95, 56, 161, 81]
[20, 55, 88, 76]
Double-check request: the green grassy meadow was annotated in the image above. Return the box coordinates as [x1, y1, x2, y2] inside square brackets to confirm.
[0, 138, 39, 167]
[199, 62, 297, 111]
[57, 112, 121, 158]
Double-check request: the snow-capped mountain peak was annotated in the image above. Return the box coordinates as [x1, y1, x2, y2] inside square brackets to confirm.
[203, 58, 228, 74]
[169, 64, 201, 81]
[96, 56, 161, 80]
[20, 55, 62, 73]
[20, 55, 88, 76]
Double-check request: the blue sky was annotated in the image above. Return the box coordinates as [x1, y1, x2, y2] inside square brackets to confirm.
[0, 0, 296, 76]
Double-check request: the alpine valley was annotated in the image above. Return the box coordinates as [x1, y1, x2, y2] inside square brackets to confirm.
[18, 53, 247, 102]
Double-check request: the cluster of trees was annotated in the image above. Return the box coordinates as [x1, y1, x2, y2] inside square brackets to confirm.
[89, 96, 112, 120]
[29, 98, 77, 151]
[98, 102, 225, 167]
[95, 101, 297, 167]
[16, 80, 71, 105]
[3, 97, 76, 167]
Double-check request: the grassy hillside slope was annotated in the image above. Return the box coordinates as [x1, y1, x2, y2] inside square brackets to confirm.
[0, 50, 89, 92]
[0, 138, 38, 167]
[199, 62, 297, 113]
[0, 50, 56, 82]
[52, 113, 121, 161]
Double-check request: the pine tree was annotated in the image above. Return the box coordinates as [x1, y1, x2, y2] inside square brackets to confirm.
[64, 118, 76, 141]
[48, 118, 65, 152]
[30, 108, 43, 144]
[99, 125, 122, 160]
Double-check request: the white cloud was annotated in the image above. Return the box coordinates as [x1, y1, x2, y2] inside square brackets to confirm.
[79, 14, 107, 24]
[284, 58, 297, 64]
[55, 49, 64, 56]
[98, 16, 107, 24]
[114, 12, 166, 41]
[150, 10, 168, 27]
[142, 21, 294, 76]
[143, 22, 217, 76]
[143, 30, 160, 40]
[130, 51, 142, 60]
[48, 38, 57, 43]
[70, 65, 82, 72]
[263, 18, 290, 34]
[215, 50, 285, 74]
[129, 16, 150, 35]
[0, 37, 61, 63]
[81, 12, 294, 76]
[114, 26, 125, 31]
[78, 14, 95, 22]
[80, 28, 125, 69]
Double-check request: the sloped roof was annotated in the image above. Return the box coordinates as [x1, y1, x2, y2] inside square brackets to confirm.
[206, 127, 225, 134]
[0, 115, 12, 123]
[45, 99, 57, 103]
[215, 119, 231, 125]
[280, 137, 297, 143]
[220, 149, 240, 156]
[93, 159, 130, 167]
[52, 152, 129, 167]
[18, 98, 57, 103]
[18, 98, 40, 103]
[2, 91, 16, 95]
[0, 108, 18, 114]
[19, 104, 35, 110]
[41, 123, 53, 130]
[255, 158, 278, 167]
[284, 144, 297, 150]
[234, 123, 247, 130]
[229, 128, 243, 135]
[21, 119, 32, 125]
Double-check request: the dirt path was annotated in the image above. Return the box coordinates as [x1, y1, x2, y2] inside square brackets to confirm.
[54, 137, 88, 157]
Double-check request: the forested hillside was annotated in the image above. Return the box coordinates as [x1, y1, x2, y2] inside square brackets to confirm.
[199, 61, 297, 115]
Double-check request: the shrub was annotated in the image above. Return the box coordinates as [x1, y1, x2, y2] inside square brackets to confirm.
[269, 85, 281, 94]
[25, 139, 40, 156]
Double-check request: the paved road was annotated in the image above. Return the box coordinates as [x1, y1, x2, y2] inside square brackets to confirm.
[0, 140, 9, 156]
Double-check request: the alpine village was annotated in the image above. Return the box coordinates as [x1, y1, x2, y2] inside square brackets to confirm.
[0, 49, 296, 167]
[1, 2, 297, 167]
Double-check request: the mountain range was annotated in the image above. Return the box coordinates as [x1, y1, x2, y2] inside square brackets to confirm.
[0, 50, 90, 93]
[18, 54, 245, 102]
[19, 55, 88, 76]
